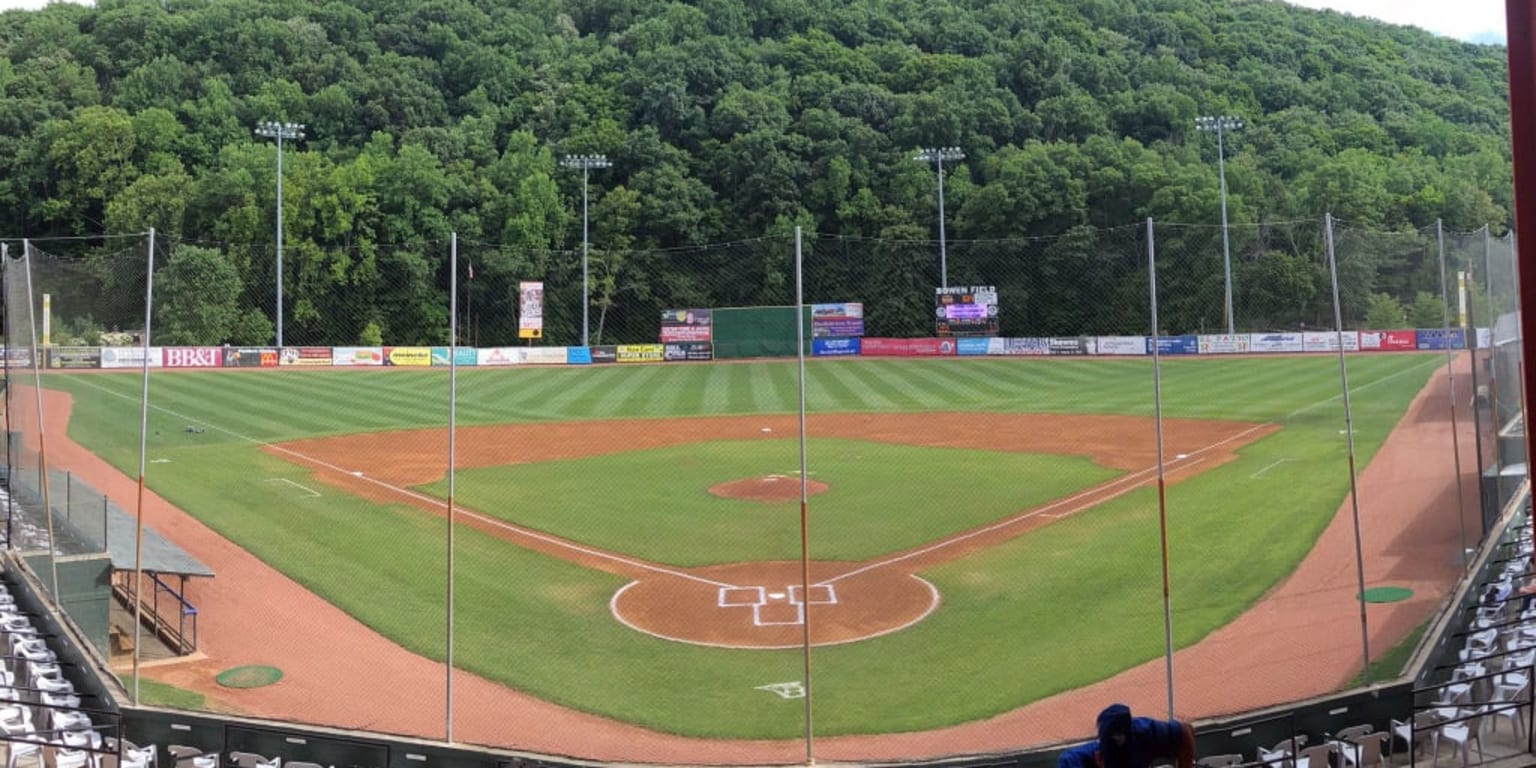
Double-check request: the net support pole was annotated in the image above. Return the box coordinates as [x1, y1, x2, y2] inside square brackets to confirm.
[2, 241, 10, 551]
[1437, 220, 1471, 566]
[794, 227, 814, 765]
[1326, 213, 1372, 684]
[446, 232, 458, 742]
[1464, 228, 1489, 538]
[131, 228, 156, 704]
[22, 240, 59, 600]
[1147, 217, 1175, 718]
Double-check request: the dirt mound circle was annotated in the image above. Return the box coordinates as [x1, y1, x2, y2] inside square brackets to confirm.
[708, 475, 828, 502]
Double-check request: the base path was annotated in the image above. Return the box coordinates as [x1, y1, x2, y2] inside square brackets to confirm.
[271, 412, 1269, 647]
[14, 357, 1472, 764]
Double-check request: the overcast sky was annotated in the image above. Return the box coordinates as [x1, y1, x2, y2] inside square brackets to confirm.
[0, 0, 1512, 45]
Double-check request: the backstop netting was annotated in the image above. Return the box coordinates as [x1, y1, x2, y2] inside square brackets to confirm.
[0, 218, 1506, 765]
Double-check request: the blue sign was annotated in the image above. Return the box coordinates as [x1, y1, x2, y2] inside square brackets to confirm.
[453, 347, 477, 365]
[566, 346, 593, 365]
[812, 338, 861, 357]
[1415, 328, 1466, 350]
[1150, 335, 1199, 355]
[957, 338, 991, 356]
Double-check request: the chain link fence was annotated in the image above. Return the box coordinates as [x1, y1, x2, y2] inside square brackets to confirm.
[0, 217, 1514, 762]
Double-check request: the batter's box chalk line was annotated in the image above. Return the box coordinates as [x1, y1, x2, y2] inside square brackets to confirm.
[755, 681, 806, 699]
[718, 586, 767, 607]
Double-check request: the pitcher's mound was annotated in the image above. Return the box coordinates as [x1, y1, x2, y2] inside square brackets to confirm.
[709, 475, 828, 502]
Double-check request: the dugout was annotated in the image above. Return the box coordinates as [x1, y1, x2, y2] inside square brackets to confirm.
[0, 455, 212, 658]
[711, 306, 812, 359]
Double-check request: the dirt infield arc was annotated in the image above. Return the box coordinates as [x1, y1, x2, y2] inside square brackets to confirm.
[269, 412, 1273, 648]
[16, 360, 1473, 765]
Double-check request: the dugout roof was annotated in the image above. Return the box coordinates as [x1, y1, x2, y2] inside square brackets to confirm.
[104, 506, 214, 577]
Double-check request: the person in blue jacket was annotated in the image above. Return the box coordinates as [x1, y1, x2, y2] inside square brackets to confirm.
[1057, 704, 1196, 768]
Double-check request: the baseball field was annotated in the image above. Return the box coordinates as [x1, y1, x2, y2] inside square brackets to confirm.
[27, 352, 1448, 742]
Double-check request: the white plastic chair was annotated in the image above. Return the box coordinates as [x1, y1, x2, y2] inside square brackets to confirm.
[1347, 732, 1389, 768]
[1440, 707, 1487, 767]
[1390, 712, 1441, 763]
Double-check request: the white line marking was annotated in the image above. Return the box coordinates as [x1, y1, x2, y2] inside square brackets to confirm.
[61, 376, 738, 591]
[264, 477, 321, 498]
[1250, 458, 1297, 479]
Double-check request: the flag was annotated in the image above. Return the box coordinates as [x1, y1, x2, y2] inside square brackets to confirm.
[466, 259, 474, 279]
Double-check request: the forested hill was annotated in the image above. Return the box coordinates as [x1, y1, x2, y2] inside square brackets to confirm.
[0, 0, 1517, 345]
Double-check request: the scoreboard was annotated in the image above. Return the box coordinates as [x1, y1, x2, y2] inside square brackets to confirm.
[935, 285, 999, 337]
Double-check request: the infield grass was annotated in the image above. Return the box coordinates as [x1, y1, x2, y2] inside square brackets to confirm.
[28, 353, 1445, 737]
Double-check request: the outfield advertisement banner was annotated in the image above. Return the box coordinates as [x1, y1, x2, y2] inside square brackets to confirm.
[566, 347, 593, 365]
[476, 347, 521, 366]
[46, 347, 101, 369]
[1197, 334, 1251, 354]
[861, 338, 958, 356]
[1096, 336, 1146, 356]
[525, 347, 569, 365]
[280, 347, 333, 366]
[1003, 338, 1051, 356]
[162, 347, 222, 368]
[1250, 333, 1304, 353]
[617, 344, 664, 363]
[1359, 330, 1417, 351]
[812, 338, 861, 357]
[1049, 337, 1091, 356]
[221, 347, 277, 368]
[663, 342, 713, 361]
[589, 345, 618, 364]
[1, 348, 32, 367]
[100, 347, 164, 369]
[383, 347, 433, 367]
[935, 286, 999, 337]
[659, 309, 712, 342]
[1416, 328, 1466, 350]
[425, 347, 478, 366]
[1302, 331, 1361, 352]
[957, 338, 991, 356]
[1149, 336, 1198, 355]
[334, 347, 385, 366]
[811, 302, 864, 338]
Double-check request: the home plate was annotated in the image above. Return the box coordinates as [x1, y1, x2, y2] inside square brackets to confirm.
[769, 592, 786, 600]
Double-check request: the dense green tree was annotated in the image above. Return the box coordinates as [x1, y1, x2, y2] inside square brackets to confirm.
[152, 244, 245, 344]
[0, 0, 1517, 343]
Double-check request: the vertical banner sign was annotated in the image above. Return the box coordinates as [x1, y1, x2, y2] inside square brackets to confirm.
[518, 281, 544, 339]
[1458, 271, 1467, 328]
[934, 286, 999, 337]
[659, 309, 713, 342]
[42, 293, 51, 347]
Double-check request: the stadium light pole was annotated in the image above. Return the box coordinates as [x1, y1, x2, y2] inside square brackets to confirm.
[560, 153, 612, 347]
[254, 121, 305, 348]
[1195, 115, 1242, 335]
[915, 147, 964, 289]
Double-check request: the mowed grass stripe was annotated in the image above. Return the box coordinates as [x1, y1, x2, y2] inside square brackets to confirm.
[804, 361, 870, 412]
[880, 360, 998, 408]
[921, 359, 1023, 406]
[815, 360, 906, 411]
[721, 363, 758, 415]
[536, 366, 638, 419]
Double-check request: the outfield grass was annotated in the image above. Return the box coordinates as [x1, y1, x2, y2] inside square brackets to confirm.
[30, 353, 1445, 737]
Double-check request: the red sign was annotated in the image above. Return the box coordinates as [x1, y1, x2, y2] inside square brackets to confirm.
[162, 347, 222, 368]
[1381, 330, 1417, 350]
[859, 338, 958, 357]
